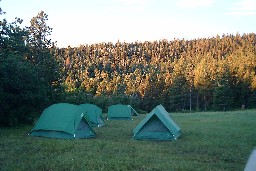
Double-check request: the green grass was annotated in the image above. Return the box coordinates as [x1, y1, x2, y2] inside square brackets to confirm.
[1, 110, 256, 171]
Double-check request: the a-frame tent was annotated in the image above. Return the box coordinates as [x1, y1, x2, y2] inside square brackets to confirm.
[127, 105, 139, 116]
[133, 105, 181, 140]
[30, 103, 96, 139]
[78, 103, 105, 127]
[107, 104, 132, 120]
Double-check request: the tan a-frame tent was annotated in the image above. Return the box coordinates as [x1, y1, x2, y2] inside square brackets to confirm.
[244, 148, 256, 171]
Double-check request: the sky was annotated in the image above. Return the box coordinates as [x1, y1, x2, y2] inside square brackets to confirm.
[1, 0, 256, 47]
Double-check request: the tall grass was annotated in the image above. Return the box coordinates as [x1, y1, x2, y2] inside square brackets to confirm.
[0, 110, 256, 170]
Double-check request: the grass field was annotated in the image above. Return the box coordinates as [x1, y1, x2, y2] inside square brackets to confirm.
[1, 110, 256, 171]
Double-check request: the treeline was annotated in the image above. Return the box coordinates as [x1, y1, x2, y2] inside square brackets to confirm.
[55, 33, 256, 112]
[1, 8, 256, 126]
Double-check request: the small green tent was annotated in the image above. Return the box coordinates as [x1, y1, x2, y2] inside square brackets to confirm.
[30, 103, 96, 139]
[78, 103, 105, 127]
[133, 105, 181, 140]
[107, 104, 132, 120]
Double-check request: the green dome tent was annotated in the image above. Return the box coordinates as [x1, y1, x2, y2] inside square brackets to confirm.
[78, 103, 105, 127]
[107, 104, 132, 120]
[133, 105, 181, 140]
[30, 103, 96, 139]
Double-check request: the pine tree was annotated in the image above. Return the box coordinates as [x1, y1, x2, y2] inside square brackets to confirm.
[213, 66, 234, 111]
[169, 57, 189, 112]
[169, 76, 187, 112]
[194, 57, 216, 110]
[26, 11, 61, 100]
[0, 0, 5, 15]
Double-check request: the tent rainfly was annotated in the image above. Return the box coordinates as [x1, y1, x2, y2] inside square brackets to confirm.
[78, 103, 105, 127]
[107, 104, 132, 120]
[132, 104, 181, 140]
[29, 103, 96, 139]
[244, 148, 256, 171]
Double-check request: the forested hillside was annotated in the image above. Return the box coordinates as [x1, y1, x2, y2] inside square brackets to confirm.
[55, 33, 256, 112]
[1, 7, 256, 126]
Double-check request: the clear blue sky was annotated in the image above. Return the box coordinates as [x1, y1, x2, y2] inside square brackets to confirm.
[1, 0, 256, 47]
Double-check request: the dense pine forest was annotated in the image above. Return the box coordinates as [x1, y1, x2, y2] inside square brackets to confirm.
[1, 9, 256, 126]
[56, 33, 256, 112]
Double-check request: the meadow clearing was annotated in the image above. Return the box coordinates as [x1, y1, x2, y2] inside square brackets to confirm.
[0, 109, 256, 171]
